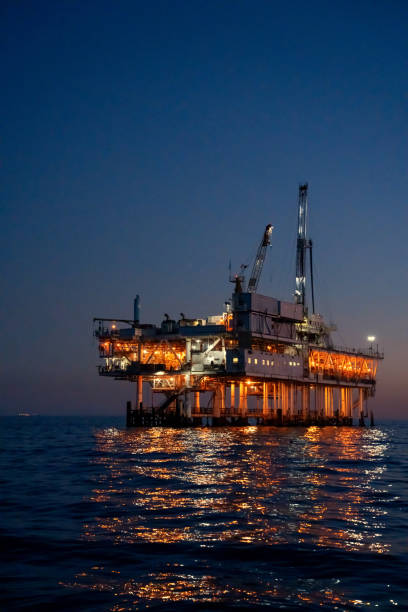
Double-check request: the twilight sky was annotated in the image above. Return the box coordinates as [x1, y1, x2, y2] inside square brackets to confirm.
[1, 0, 407, 418]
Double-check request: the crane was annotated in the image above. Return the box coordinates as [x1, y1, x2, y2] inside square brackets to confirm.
[247, 224, 274, 293]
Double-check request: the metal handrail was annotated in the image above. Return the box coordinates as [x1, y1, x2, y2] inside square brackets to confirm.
[314, 344, 384, 359]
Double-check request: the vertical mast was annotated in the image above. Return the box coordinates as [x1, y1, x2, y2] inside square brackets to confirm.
[295, 183, 308, 308]
[309, 239, 315, 314]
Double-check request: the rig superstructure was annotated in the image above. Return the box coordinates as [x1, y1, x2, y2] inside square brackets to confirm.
[93, 184, 383, 427]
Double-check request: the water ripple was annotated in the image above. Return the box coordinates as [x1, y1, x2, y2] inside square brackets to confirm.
[1, 417, 408, 610]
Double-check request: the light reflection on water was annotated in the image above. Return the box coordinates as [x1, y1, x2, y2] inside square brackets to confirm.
[86, 426, 391, 550]
[69, 425, 405, 609]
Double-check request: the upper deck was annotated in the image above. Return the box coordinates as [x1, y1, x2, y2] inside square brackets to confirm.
[94, 292, 382, 389]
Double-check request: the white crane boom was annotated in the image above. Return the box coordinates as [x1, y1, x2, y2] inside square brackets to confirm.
[247, 224, 273, 293]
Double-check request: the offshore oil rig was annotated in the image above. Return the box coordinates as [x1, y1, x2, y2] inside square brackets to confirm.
[93, 185, 383, 427]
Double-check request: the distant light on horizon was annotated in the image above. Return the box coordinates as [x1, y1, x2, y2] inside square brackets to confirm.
[367, 335, 376, 343]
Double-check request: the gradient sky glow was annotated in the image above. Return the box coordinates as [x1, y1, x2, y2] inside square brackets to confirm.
[1, 1, 407, 417]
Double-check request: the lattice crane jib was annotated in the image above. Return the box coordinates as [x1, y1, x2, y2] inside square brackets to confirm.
[247, 224, 273, 293]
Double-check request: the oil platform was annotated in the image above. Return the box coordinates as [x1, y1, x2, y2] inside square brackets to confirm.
[93, 184, 383, 427]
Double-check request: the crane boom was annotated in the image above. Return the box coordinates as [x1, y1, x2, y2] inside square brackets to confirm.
[247, 224, 273, 293]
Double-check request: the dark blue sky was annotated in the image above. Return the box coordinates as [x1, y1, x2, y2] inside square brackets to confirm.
[1, 1, 407, 417]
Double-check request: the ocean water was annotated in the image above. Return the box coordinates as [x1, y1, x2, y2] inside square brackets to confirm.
[1, 417, 407, 611]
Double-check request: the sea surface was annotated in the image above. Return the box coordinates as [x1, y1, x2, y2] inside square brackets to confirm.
[1, 416, 408, 611]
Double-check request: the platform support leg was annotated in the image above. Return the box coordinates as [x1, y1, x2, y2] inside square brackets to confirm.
[262, 382, 268, 418]
[136, 375, 143, 410]
[302, 386, 309, 420]
[231, 383, 235, 414]
[184, 390, 192, 419]
[194, 391, 200, 414]
[239, 382, 246, 417]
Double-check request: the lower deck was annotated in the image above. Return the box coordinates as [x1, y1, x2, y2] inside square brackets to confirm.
[125, 377, 375, 427]
[126, 406, 359, 427]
